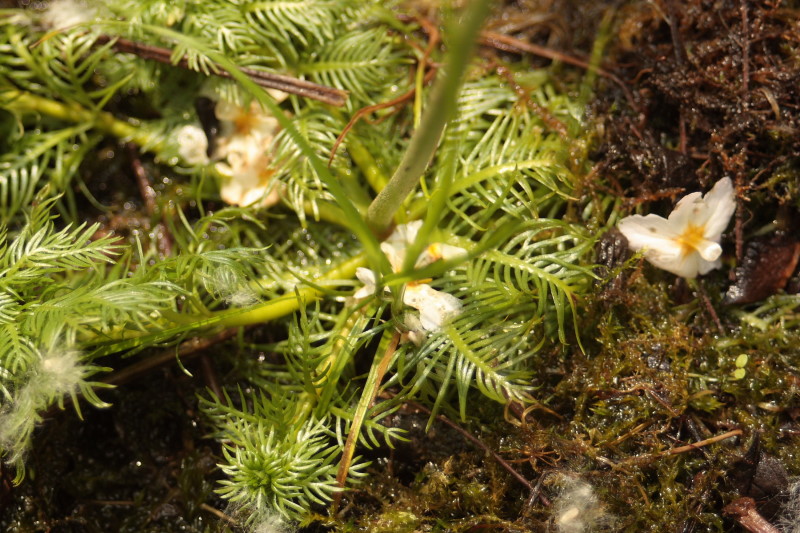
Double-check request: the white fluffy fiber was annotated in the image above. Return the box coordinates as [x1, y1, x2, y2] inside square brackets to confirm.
[0, 351, 84, 464]
[552, 476, 615, 533]
[777, 480, 800, 533]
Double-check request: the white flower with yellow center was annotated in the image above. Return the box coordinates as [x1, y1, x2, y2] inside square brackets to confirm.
[213, 100, 282, 208]
[215, 100, 280, 149]
[618, 177, 736, 278]
[354, 221, 465, 334]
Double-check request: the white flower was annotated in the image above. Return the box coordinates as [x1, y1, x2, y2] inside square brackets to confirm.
[213, 100, 282, 208]
[214, 100, 279, 151]
[216, 135, 281, 207]
[41, 0, 96, 30]
[354, 221, 466, 335]
[617, 177, 736, 278]
[176, 124, 209, 166]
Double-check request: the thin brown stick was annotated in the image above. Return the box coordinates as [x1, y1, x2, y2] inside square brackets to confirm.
[664, 0, 687, 66]
[81, 499, 136, 506]
[199, 503, 237, 524]
[740, 0, 750, 95]
[696, 282, 725, 335]
[199, 353, 224, 403]
[127, 143, 173, 257]
[103, 328, 240, 386]
[617, 429, 742, 466]
[328, 16, 440, 165]
[406, 400, 535, 493]
[494, 63, 569, 138]
[328, 68, 437, 166]
[96, 36, 348, 106]
[479, 30, 638, 112]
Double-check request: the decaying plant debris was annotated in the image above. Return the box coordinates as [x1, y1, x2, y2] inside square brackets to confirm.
[1, 0, 799, 531]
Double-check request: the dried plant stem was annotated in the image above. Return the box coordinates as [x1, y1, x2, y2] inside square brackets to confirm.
[618, 429, 742, 466]
[480, 30, 637, 111]
[199, 503, 236, 524]
[332, 331, 400, 509]
[103, 328, 240, 386]
[127, 143, 173, 257]
[96, 36, 348, 106]
[329, 15, 440, 168]
[406, 400, 536, 494]
[724, 497, 780, 533]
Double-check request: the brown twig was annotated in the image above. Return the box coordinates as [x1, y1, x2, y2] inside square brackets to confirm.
[96, 35, 348, 106]
[199, 503, 237, 524]
[740, 0, 750, 96]
[493, 63, 569, 138]
[735, 175, 745, 264]
[617, 429, 742, 466]
[479, 30, 638, 112]
[199, 353, 224, 404]
[103, 328, 240, 386]
[723, 497, 781, 533]
[127, 143, 173, 257]
[664, 0, 687, 66]
[328, 16, 440, 165]
[328, 68, 437, 166]
[696, 282, 725, 335]
[405, 400, 538, 497]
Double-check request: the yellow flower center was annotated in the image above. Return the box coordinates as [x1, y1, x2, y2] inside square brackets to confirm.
[676, 223, 706, 257]
[233, 112, 260, 136]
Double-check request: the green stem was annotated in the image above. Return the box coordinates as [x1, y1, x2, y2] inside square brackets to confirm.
[217, 254, 366, 327]
[1, 89, 154, 148]
[90, 254, 366, 356]
[365, 0, 494, 234]
[346, 135, 388, 194]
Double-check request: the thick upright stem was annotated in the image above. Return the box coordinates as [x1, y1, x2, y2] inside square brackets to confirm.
[365, 0, 494, 234]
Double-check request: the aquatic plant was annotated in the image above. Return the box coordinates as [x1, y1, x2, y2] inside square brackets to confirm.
[0, 0, 596, 524]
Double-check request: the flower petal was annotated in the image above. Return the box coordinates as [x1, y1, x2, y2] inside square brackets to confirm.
[402, 313, 427, 345]
[697, 256, 722, 276]
[403, 284, 462, 331]
[380, 242, 405, 272]
[695, 240, 722, 262]
[641, 244, 688, 276]
[618, 214, 679, 250]
[353, 268, 377, 299]
[387, 220, 423, 247]
[176, 125, 209, 166]
[667, 191, 705, 228]
[701, 177, 736, 240]
[417, 243, 468, 267]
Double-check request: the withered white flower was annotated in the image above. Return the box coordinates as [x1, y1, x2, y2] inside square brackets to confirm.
[618, 177, 736, 278]
[216, 135, 281, 207]
[354, 221, 465, 335]
[213, 100, 282, 208]
[41, 0, 96, 30]
[176, 124, 209, 166]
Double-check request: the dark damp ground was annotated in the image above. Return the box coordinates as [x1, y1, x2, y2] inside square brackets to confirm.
[3, 1, 800, 531]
